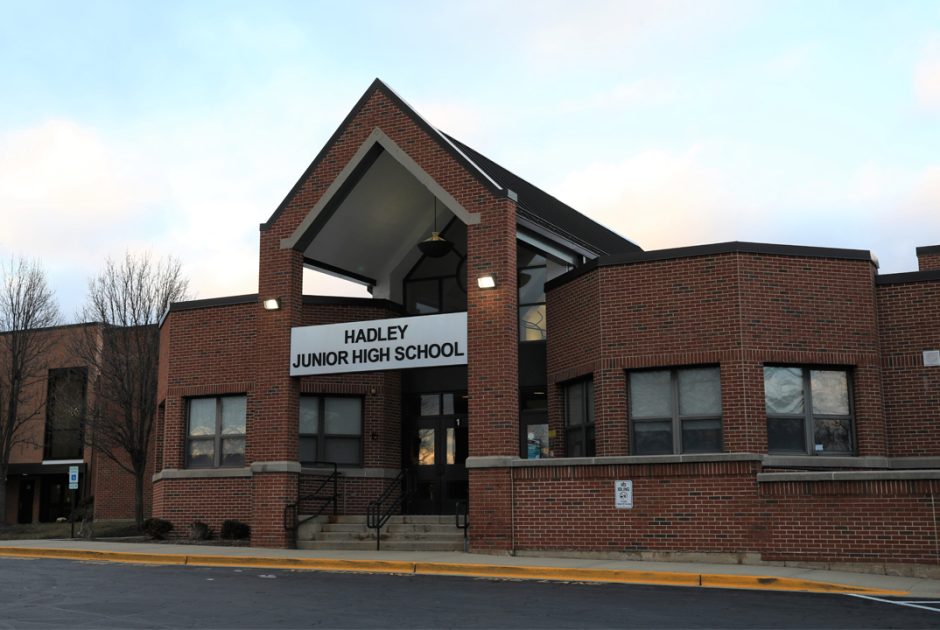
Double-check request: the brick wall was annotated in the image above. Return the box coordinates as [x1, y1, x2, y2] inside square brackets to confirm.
[530, 246, 940, 564]
[547, 250, 883, 458]
[877, 276, 940, 456]
[2, 323, 143, 524]
[498, 461, 940, 564]
[152, 476, 251, 536]
[298, 473, 389, 516]
[917, 246, 940, 271]
[760, 478, 940, 564]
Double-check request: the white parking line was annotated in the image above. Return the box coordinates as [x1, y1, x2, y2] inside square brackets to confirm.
[847, 594, 940, 613]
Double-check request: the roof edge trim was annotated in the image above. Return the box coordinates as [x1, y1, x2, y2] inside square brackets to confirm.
[876, 269, 940, 285]
[546, 241, 877, 291]
[263, 79, 506, 230]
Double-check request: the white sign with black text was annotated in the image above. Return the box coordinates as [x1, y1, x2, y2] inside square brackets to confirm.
[615, 480, 633, 509]
[290, 312, 468, 376]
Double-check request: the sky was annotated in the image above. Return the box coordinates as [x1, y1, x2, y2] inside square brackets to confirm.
[1, 0, 939, 317]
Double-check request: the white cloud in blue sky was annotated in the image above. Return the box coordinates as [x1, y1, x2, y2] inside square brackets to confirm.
[1, 0, 939, 314]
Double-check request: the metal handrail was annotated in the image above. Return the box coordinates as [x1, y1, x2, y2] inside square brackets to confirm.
[455, 500, 469, 552]
[283, 461, 339, 547]
[366, 470, 410, 551]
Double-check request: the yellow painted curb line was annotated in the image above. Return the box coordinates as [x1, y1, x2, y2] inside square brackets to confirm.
[0, 547, 907, 596]
[415, 562, 700, 587]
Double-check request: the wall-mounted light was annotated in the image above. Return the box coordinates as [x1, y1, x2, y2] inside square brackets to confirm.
[263, 298, 281, 311]
[477, 274, 496, 289]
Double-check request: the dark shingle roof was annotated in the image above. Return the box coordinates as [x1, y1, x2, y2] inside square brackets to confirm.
[265, 79, 642, 257]
[444, 134, 641, 256]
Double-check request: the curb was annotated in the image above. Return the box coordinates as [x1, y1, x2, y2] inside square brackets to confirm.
[0, 547, 907, 596]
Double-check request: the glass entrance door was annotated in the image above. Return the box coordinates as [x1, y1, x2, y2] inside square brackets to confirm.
[405, 392, 468, 514]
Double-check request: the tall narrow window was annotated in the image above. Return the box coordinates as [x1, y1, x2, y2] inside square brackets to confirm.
[299, 396, 363, 466]
[186, 395, 246, 468]
[764, 367, 853, 455]
[564, 379, 594, 457]
[518, 243, 547, 341]
[629, 367, 722, 455]
[44, 368, 87, 460]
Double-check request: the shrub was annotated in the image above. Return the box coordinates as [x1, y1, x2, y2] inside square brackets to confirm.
[68, 496, 94, 523]
[141, 517, 173, 540]
[220, 519, 250, 540]
[190, 521, 212, 541]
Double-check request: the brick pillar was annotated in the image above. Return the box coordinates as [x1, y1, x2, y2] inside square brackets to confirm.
[467, 195, 518, 552]
[916, 245, 940, 272]
[594, 367, 626, 456]
[250, 228, 304, 547]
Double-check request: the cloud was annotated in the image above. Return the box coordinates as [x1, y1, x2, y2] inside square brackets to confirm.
[0, 120, 157, 263]
[558, 80, 677, 113]
[464, 0, 747, 72]
[552, 146, 753, 250]
[551, 146, 940, 274]
[765, 42, 820, 75]
[0, 95, 370, 317]
[915, 38, 940, 111]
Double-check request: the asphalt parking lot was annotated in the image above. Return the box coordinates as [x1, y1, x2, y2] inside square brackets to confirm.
[0, 557, 938, 629]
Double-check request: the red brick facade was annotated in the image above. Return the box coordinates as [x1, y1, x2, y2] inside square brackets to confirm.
[150, 80, 940, 569]
[533, 245, 940, 565]
[2, 323, 142, 525]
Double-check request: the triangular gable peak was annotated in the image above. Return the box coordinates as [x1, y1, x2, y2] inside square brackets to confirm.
[260, 80, 516, 292]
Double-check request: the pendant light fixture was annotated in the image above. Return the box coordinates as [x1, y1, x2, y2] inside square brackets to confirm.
[417, 196, 454, 258]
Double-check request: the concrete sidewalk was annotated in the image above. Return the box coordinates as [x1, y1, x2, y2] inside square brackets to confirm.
[0, 538, 938, 598]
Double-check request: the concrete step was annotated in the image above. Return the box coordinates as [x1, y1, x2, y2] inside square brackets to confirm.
[315, 529, 464, 541]
[384, 523, 462, 534]
[328, 514, 454, 525]
[320, 523, 370, 532]
[298, 539, 465, 552]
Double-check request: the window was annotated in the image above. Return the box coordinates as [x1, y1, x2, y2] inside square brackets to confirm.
[300, 396, 363, 466]
[764, 367, 853, 455]
[518, 243, 547, 341]
[187, 396, 246, 468]
[564, 380, 594, 457]
[629, 367, 722, 455]
[519, 389, 549, 459]
[403, 222, 467, 315]
[44, 368, 86, 460]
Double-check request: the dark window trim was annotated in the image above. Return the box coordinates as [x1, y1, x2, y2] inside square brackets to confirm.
[186, 395, 247, 469]
[563, 378, 595, 457]
[299, 395, 364, 467]
[764, 365, 855, 456]
[628, 366, 723, 455]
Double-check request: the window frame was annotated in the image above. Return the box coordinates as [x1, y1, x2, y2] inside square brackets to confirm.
[299, 395, 364, 467]
[628, 367, 723, 455]
[185, 395, 247, 469]
[764, 366, 855, 456]
[563, 379, 595, 457]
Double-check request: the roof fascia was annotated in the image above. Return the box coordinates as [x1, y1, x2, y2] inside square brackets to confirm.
[516, 213, 598, 260]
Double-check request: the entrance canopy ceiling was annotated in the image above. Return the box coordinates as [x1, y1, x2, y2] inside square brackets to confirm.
[299, 148, 457, 287]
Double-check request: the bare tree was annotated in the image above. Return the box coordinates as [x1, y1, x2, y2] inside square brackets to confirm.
[75, 252, 188, 528]
[0, 258, 59, 525]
